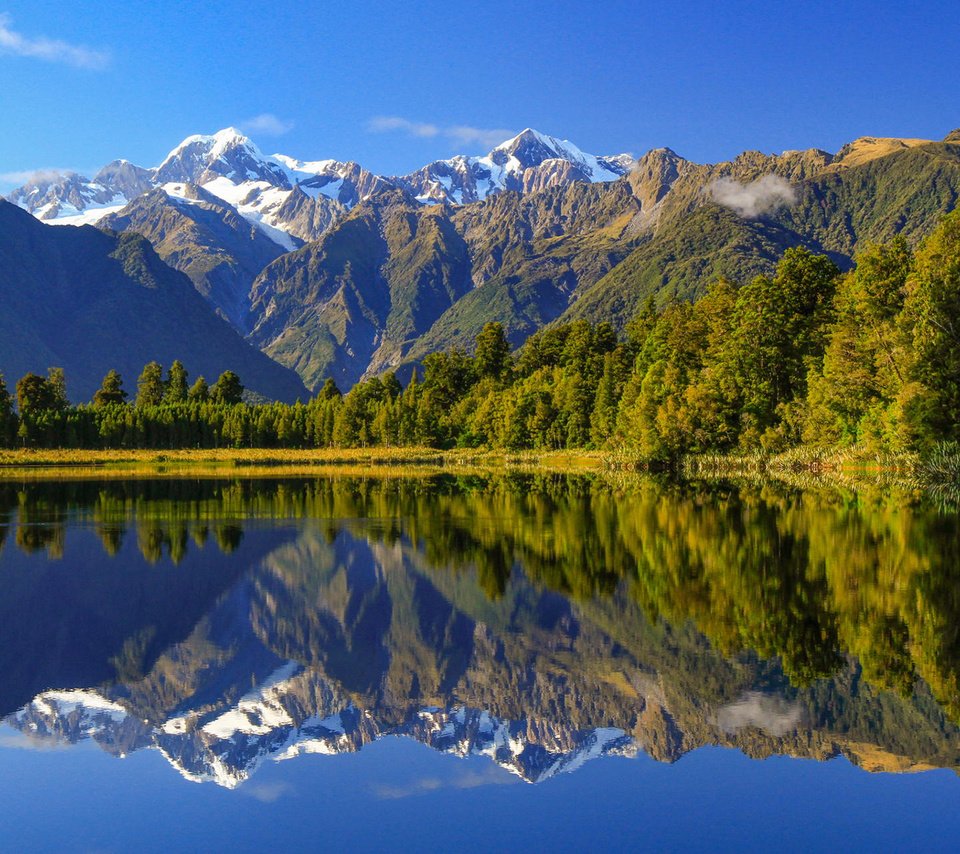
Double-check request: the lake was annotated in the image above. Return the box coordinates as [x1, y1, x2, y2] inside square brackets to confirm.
[1, 472, 959, 852]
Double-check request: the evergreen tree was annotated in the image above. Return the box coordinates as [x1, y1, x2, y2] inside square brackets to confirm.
[188, 376, 210, 402]
[319, 378, 341, 400]
[47, 367, 69, 411]
[211, 371, 244, 405]
[93, 370, 128, 408]
[165, 360, 189, 404]
[901, 210, 960, 446]
[474, 322, 512, 381]
[136, 362, 165, 408]
[16, 373, 54, 415]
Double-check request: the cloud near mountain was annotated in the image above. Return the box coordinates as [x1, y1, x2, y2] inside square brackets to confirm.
[240, 113, 295, 136]
[368, 115, 517, 149]
[709, 174, 796, 218]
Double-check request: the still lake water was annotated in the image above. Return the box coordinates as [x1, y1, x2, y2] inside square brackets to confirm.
[2, 472, 960, 852]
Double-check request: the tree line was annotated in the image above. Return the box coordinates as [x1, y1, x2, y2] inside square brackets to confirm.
[2, 210, 960, 455]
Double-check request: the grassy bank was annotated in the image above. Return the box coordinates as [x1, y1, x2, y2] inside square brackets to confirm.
[602, 443, 960, 500]
[0, 447, 606, 479]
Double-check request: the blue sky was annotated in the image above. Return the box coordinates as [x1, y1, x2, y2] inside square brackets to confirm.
[1, 0, 958, 191]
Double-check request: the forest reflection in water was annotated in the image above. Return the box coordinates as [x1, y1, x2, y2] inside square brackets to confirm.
[1, 471, 960, 786]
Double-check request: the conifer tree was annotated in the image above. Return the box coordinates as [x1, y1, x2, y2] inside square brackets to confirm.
[474, 322, 512, 381]
[47, 367, 69, 411]
[165, 360, 189, 404]
[136, 362, 165, 408]
[188, 376, 210, 402]
[211, 371, 244, 405]
[93, 370, 128, 408]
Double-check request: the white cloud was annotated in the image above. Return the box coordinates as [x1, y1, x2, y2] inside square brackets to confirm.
[0, 167, 76, 186]
[716, 691, 803, 736]
[446, 124, 519, 150]
[241, 781, 294, 802]
[709, 174, 796, 218]
[367, 116, 439, 138]
[367, 116, 515, 151]
[239, 113, 295, 137]
[0, 13, 109, 70]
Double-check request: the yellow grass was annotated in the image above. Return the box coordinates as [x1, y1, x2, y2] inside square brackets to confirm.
[828, 136, 932, 170]
[0, 447, 607, 480]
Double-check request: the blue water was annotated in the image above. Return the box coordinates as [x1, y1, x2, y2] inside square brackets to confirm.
[2, 734, 959, 853]
[0, 474, 958, 852]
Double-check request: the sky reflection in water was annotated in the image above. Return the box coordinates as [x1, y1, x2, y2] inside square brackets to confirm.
[1, 473, 959, 851]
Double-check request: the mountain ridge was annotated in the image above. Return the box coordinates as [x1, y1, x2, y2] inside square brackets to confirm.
[5, 125, 960, 395]
[0, 199, 309, 402]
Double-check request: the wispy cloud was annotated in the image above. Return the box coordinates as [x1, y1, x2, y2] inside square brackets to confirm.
[239, 113, 295, 137]
[241, 781, 294, 803]
[445, 125, 519, 149]
[0, 167, 76, 186]
[368, 116, 439, 138]
[372, 765, 517, 800]
[0, 14, 109, 70]
[0, 731, 69, 751]
[367, 116, 516, 151]
[708, 174, 796, 218]
[716, 691, 803, 736]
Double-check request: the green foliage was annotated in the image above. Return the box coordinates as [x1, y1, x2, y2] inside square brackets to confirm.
[16, 373, 56, 415]
[93, 370, 127, 408]
[136, 362, 165, 408]
[211, 370, 244, 405]
[165, 360, 189, 404]
[474, 322, 512, 381]
[188, 376, 209, 402]
[3, 212, 960, 457]
[0, 373, 18, 446]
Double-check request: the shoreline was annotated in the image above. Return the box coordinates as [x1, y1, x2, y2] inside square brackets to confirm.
[0, 447, 607, 479]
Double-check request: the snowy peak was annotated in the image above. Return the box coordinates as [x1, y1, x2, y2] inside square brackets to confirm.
[6, 682, 637, 789]
[93, 159, 154, 200]
[155, 127, 291, 188]
[397, 127, 636, 205]
[6, 170, 129, 225]
[491, 127, 634, 179]
[4, 124, 636, 233]
[492, 128, 582, 168]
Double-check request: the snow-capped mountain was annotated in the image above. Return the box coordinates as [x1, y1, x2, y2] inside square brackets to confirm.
[6, 171, 128, 225]
[5, 127, 635, 246]
[7, 675, 637, 789]
[396, 128, 636, 205]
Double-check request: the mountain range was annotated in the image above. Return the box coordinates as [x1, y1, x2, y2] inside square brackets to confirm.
[5, 125, 960, 395]
[5, 503, 960, 789]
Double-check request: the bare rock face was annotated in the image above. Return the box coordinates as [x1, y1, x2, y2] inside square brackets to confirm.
[7, 171, 127, 221]
[396, 128, 636, 205]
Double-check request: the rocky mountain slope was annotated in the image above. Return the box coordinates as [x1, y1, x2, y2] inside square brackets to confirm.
[6, 126, 960, 396]
[5, 518, 959, 788]
[0, 200, 308, 402]
[250, 130, 960, 389]
[7, 127, 631, 242]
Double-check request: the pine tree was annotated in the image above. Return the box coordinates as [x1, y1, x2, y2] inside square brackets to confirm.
[93, 370, 128, 408]
[211, 371, 244, 405]
[474, 322, 512, 382]
[136, 362, 165, 408]
[188, 376, 210, 402]
[47, 367, 69, 411]
[165, 360, 189, 404]
[319, 378, 341, 400]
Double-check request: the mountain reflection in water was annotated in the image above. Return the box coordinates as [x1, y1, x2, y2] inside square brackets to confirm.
[1, 473, 960, 788]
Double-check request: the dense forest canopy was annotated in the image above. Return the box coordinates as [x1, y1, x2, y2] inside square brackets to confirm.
[3, 210, 960, 457]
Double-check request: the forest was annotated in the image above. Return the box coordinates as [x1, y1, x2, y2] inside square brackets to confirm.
[2, 210, 959, 458]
